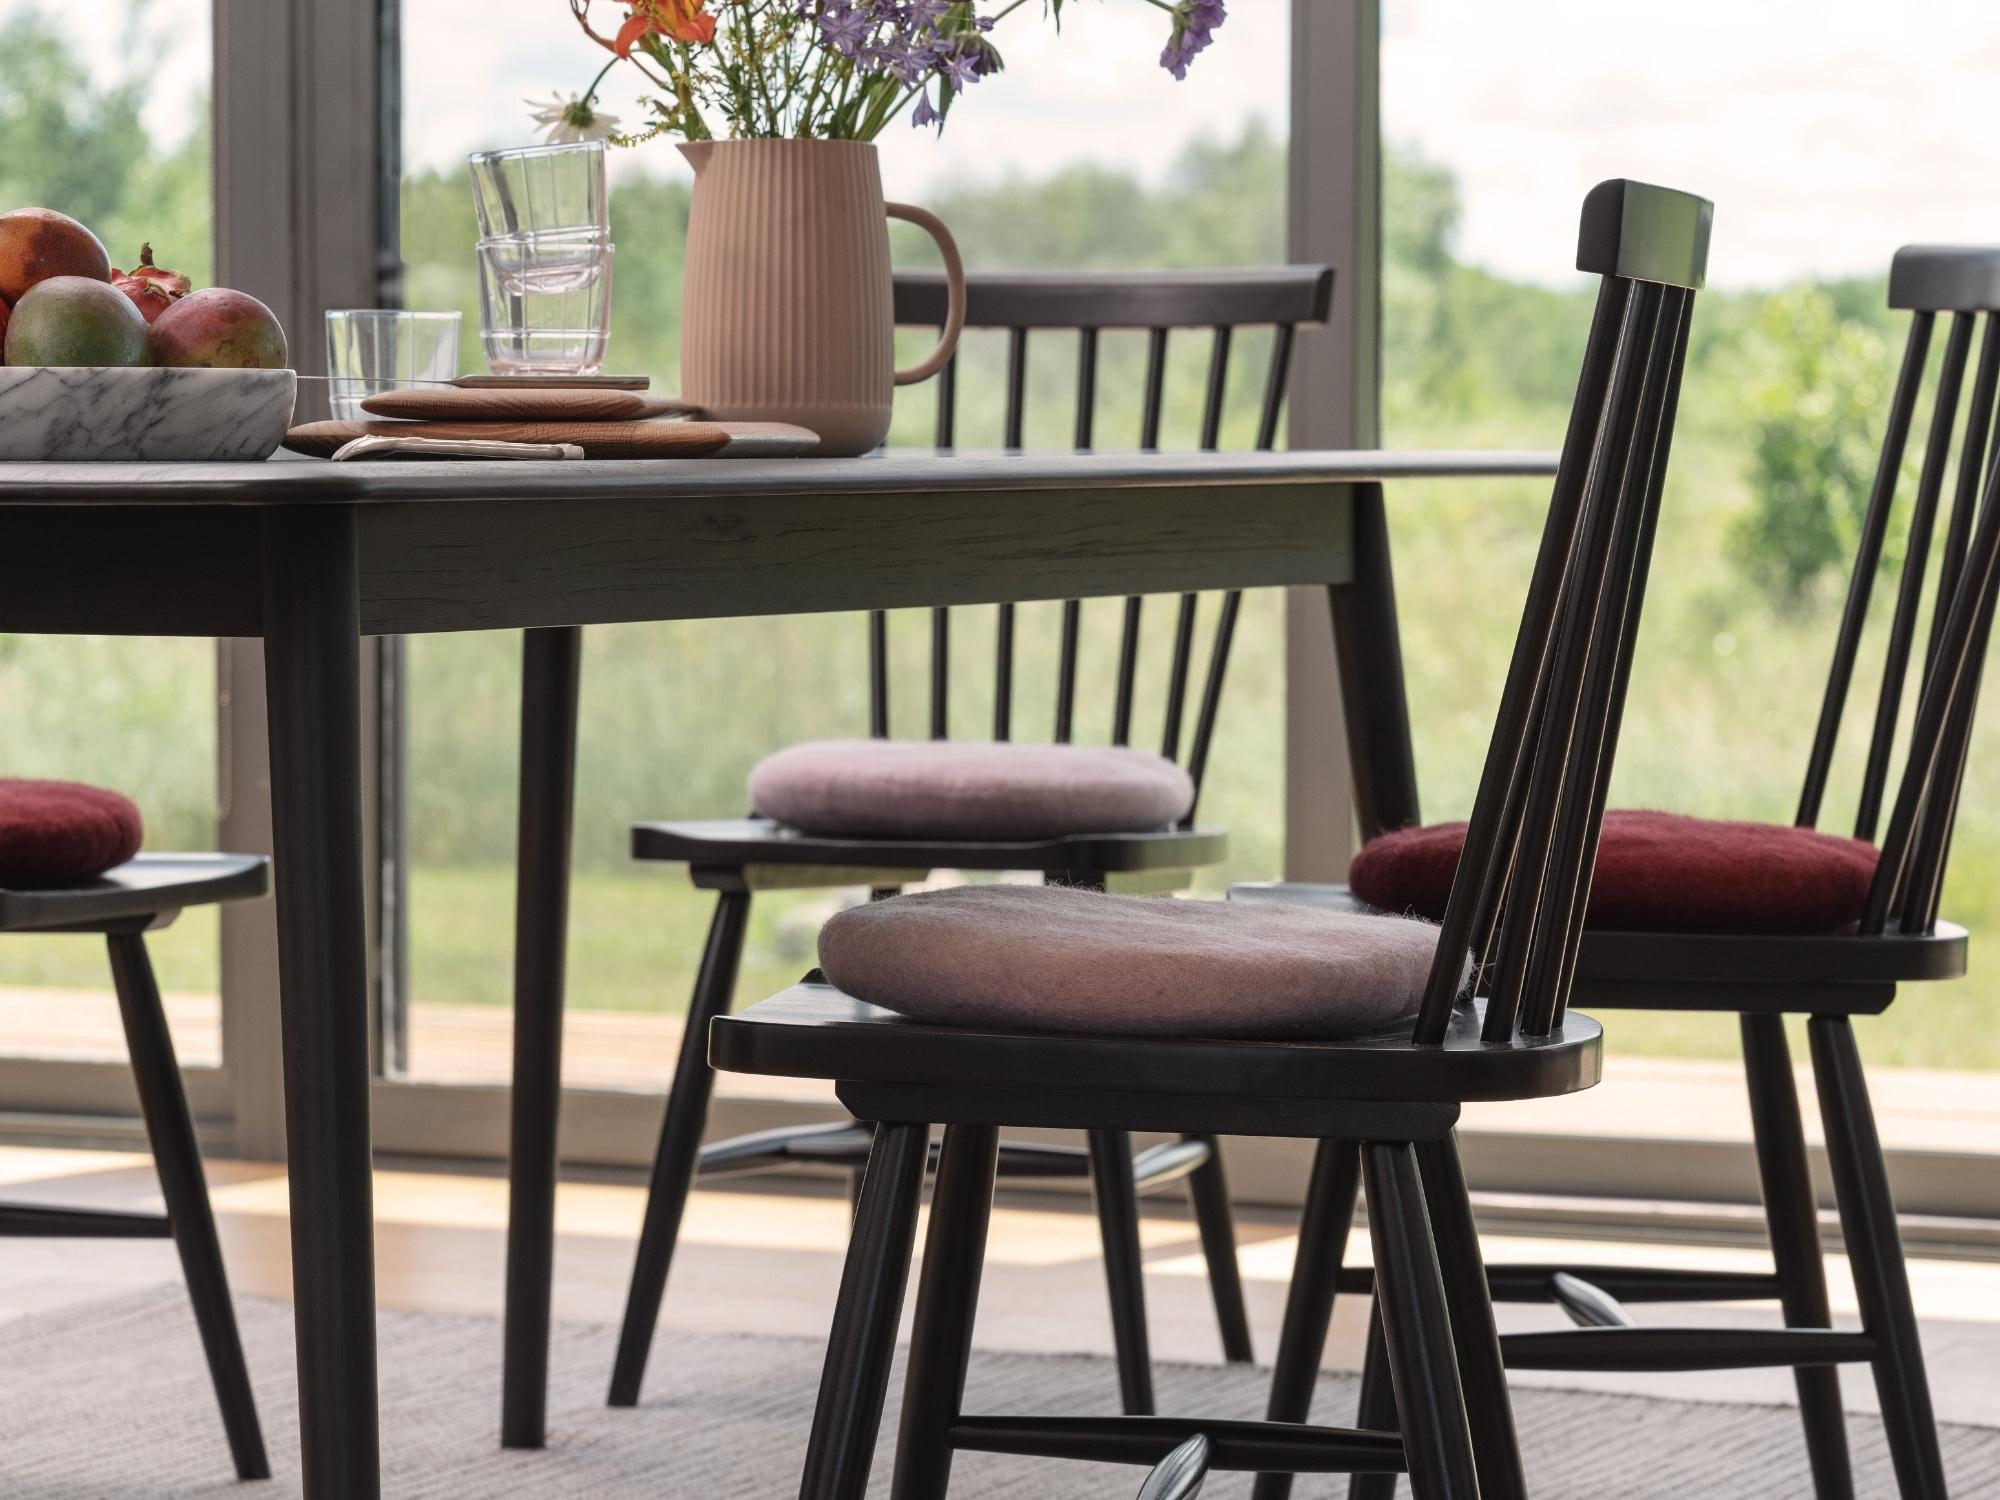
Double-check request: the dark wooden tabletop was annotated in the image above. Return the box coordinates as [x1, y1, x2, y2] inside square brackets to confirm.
[0, 449, 1559, 506]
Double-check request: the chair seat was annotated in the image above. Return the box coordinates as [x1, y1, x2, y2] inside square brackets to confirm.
[0, 852, 271, 933]
[1227, 881, 1968, 1005]
[710, 978, 1603, 1118]
[747, 739, 1196, 841]
[0, 779, 144, 890]
[1348, 809, 1879, 935]
[631, 815, 1227, 877]
[816, 883, 1457, 1039]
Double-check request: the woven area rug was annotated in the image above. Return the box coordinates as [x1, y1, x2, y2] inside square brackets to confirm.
[5, 1286, 1998, 1497]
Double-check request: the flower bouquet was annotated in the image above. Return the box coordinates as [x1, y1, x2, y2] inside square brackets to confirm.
[537, 1, 1229, 455]
[543, 0, 1227, 143]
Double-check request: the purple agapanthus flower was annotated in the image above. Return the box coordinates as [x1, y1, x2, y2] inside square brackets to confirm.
[818, 3, 873, 57]
[936, 45, 983, 93]
[1160, 0, 1226, 80]
[911, 88, 941, 128]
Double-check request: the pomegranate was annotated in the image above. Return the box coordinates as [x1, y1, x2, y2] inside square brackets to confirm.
[110, 244, 193, 325]
[0, 297, 10, 356]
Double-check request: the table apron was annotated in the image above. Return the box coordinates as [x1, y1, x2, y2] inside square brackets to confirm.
[0, 482, 1353, 637]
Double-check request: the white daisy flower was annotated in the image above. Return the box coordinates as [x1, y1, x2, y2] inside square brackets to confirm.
[525, 93, 622, 144]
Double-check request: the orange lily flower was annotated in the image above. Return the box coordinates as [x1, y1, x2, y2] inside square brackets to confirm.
[615, 0, 717, 55]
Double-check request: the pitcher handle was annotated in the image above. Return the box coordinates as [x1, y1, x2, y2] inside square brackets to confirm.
[886, 202, 965, 386]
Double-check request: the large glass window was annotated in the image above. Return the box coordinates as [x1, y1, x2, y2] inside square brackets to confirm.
[1383, 1, 2000, 1154]
[0, 0, 218, 1068]
[394, 3, 1291, 1090]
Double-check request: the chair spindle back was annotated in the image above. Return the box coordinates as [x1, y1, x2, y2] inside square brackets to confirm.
[1415, 179, 1712, 1047]
[869, 267, 1333, 825]
[1793, 247, 2000, 933]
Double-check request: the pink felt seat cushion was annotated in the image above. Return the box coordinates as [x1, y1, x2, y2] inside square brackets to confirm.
[748, 739, 1196, 841]
[1349, 809, 1879, 935]
[818, 883, 1457, 1038]
[0, 779, 144, 889]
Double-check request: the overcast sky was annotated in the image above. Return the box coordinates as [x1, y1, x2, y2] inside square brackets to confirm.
[26, 0, 2000, 291]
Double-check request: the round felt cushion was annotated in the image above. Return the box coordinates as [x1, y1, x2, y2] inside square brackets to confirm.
[1349, 808, 1879, 935]
[0, 779, 144, 889]
[748, 739, 1195, 841]
[819, 883, 1456, 1038]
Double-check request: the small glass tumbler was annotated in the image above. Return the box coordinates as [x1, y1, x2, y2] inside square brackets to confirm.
[476, 229, 615, 375]
[468, 141, 608, 240]
[324, 310, 461, 420]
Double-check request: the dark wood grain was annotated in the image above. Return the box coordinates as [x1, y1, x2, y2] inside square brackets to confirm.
[0, 453, 1559, 635]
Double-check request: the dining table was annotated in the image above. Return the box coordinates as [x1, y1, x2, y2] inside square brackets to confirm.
[0, 447, 1557, 1496]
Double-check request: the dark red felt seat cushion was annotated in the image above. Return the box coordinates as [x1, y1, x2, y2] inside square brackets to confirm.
[0, 779, 144, 889]
[1348, 809, 1879, 935]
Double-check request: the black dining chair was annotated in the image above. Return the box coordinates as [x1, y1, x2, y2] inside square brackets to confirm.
[707, 177, 1711, 1500]
[606, 264, 1335, 1415]
[1234, 244, 2000, 1500]
[0, 782, 269, 1481]
[1140, 1434, 1213, 1499]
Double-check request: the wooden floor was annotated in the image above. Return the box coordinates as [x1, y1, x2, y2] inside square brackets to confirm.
[3, 1142, 2000, 1430]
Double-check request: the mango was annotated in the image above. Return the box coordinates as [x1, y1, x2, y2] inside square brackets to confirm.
[2, 276, 150, 367]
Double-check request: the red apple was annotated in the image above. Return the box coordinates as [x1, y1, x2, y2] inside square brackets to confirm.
[149, 287, 288, 369]
[0, 208, 111, 304]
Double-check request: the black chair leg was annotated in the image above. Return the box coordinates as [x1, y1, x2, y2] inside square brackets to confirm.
[890, 1124, 1001, 1500]
[1363, 1141, 1480, 1500]
[799, 1121, 931, 1500]
[1743, 1013, 1855, 1499]
[1809, 1017, 1949, 1500]
[1184, 1134, 1255, 1364]
[1088, 1127, 1156, 1415]
[1255, 1138, 1361, 1500]
[1415, 1132, 1526, 1500]
[609, 885, 753, 1407]
[107, 932, 270, 1481]
[1346, 1302, 1398, 1500]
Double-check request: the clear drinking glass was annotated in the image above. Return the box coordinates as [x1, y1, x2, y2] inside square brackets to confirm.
[468, 141, 609, 240]
[476, 230, 615, 375]
[323, 310, 461, 420]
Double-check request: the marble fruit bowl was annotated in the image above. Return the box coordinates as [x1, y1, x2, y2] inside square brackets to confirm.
[0, 366, 297, 462]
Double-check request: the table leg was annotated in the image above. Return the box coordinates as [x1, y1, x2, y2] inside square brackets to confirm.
[1328, 481, 1421, 839]
[261, 506, 381, 1498]
[502, 624, 584, 1449]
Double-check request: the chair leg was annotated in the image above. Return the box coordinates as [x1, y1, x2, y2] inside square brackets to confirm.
[890, 1124, 1001, 1500]
[800, 1121, 931, 1500]
[1415, 1131, 1527, 1500]
[1363, 1141, 1480, 1500]
[1255, 1138, 1361, 1500]
[1088, 1127, 1156, 1415]
[1809, 1017, 1949, 1499]
[1347, 1303, 1398, 1500]
[107, 932, 269, 1481]
[1184, 1134, 1256, 1364]
[1743, 1013, 1855, 1499]
[608, 886, 753, 1407]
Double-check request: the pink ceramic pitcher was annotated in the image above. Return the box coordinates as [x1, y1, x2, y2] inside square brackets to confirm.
[678, 139, 966, 456]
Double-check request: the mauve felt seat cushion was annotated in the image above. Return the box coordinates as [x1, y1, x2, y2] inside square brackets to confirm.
[817, 883, 1455, 1038]
[0, 779, 144, 889]
[1349, 809, 1879, 935]
[748, 739, 1196, 841]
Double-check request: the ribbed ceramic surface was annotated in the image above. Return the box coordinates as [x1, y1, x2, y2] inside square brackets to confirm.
[679, 140, 895, 455]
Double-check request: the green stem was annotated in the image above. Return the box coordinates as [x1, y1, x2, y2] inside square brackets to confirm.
[581, 54, 621, 104]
